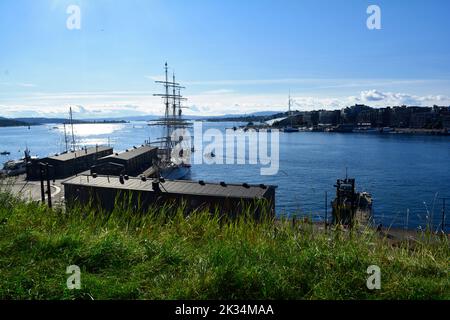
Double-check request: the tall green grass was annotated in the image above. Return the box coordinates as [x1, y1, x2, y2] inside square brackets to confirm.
[0, 190, 448, 300]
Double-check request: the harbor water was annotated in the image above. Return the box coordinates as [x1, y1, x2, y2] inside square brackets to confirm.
[0, 121, 449, 232]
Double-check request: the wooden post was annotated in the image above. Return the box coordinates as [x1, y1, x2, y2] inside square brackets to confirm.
[442, 198, 446, 233]
[325, 191, 328, 230]
[39, 164, 45, 203]
[46, 163, 52, 208]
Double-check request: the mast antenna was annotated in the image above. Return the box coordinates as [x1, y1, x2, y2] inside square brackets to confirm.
[69, 106, 76, 151]
[288, 90, 293, 127]
[63, 123, 69, 152]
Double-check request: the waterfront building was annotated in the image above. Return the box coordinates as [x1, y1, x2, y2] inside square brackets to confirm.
[91, 145, 158, 177]
[356, 108, 378, 126]
[410, 111, 436, 129]
[341, 105, 372, 124]
[63, 175, 276, 218]
[301, 111, 319, 127]
[318, 110, 340, 126]
[27, 146, 113, 180]
[389, 106, 411, 128]
[442, 113, 450, 129]
[375, 107, 392, 127]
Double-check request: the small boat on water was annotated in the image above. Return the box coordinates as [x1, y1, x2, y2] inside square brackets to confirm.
[0, 148, 37, 177]
[331, 176, 373, 227]
[1, 159, 27, 176]
[380, 127, 393, 133]
[353, 127, 379, 134]
[283, 127, 299, 133]
[0, 151, 11, 156]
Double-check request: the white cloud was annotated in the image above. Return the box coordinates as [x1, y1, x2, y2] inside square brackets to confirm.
[201, 89, 235, 95]
[1, 88, 449, 119]
[355, 90, 450, 106]
[360, 90, 387, 101]
[183, 78, 443, 88]
[145, 75, 166, 82]
[0, 82, 37, 88]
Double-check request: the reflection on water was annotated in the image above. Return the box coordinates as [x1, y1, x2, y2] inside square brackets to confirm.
[56, 123, 125, 137]
[77, 138, 111, 146]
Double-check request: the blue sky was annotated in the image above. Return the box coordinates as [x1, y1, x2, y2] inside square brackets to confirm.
[1, 0, 450, 118]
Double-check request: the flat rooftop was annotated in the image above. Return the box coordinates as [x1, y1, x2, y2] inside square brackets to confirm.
[99, 145, 157, 162]
[63, 175, 275, 199]
[46, 146, 113, 162]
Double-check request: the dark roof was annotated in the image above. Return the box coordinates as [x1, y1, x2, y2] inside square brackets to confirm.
[63, 176, 275, 199]
[99, 146, 157, 162]
[46, 146, 113, 162]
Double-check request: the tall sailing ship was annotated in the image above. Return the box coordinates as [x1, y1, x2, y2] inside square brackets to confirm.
[148, 63, 192, 180]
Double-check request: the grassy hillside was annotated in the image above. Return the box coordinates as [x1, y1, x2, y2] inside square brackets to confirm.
[0, 190, 448, 300]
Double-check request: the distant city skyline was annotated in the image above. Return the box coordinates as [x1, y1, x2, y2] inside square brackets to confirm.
[1, 0, 450, 118]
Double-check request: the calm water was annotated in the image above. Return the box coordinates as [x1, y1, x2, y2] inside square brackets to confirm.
[1, 121, 449, 231]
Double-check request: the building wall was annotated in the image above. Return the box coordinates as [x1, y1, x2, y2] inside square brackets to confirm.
[64, 184, 276, 218]
[410, 112, 435, 129]
[319, 110, 339, 126]
[93, 148, 158, 176]
[442, 113, 450, 129]
[27, 148, 113, 180]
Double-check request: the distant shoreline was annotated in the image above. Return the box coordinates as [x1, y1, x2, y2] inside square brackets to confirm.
[1, 120, 449, 136]
[0, 119, 129, 128]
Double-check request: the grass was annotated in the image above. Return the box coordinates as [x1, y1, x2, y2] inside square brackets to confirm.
[0, 189, 448, 300]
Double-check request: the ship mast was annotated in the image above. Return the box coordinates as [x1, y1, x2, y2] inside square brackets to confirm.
[288, 91, 293, 127]
[172, 72, 177, 117]
[153, 62, 188, 164]
[69, 106, 76, 151]
[63, 123, 69, 152]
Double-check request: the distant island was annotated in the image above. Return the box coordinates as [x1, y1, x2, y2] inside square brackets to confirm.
[0, 117, 33, 127]
[0, 117, 129, 127]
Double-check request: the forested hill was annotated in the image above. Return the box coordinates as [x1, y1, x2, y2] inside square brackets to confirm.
[0, 117, 30, 127]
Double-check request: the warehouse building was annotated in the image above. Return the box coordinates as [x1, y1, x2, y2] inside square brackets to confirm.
[63, 175, 276, 218]
[91, 145, 158, 176]
[27, 146, 113, 180]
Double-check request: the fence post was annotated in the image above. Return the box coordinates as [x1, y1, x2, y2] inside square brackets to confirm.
[39, 163, 45, 203]
[325, 191, 328, 230]
[442, 198, 446, 233]
[46, 163, 52, 208]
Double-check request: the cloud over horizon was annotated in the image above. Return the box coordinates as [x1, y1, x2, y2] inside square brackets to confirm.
[0, 88, 449, 119]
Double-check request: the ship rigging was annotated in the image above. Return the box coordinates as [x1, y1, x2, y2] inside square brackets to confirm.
[148, 62, 192, 180]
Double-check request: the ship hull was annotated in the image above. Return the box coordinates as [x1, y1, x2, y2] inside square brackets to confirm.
[283, 127, 299, 133]
[161, 165, 191, 180]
